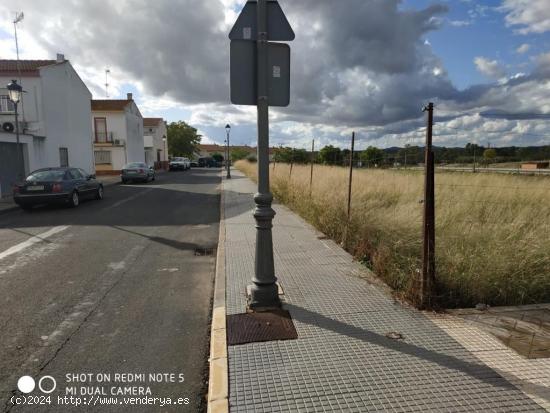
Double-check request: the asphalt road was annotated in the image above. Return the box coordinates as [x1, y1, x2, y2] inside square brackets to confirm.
[0, 169, 221, 412]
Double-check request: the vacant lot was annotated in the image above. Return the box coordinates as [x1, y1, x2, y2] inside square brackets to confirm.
[237, 160, 550, 308]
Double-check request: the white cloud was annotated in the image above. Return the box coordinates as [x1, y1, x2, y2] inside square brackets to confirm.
[501, 0, 550, 34]
[516, 43, 530, 54]
[474, 57, 506, 79]
[449, 20, 471, 27]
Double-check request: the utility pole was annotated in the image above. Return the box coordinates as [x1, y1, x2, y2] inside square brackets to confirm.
[225, 124, 232, 179]
[249, 0, 280, 310]
[309, 139, 315, 196]
[347, 132, 355, 220]
[421, 103, 435, 309]
[105, 68, 110, 98]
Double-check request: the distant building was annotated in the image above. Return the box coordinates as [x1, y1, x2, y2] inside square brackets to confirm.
[0, 56, 94, 196]
[521, 161, 549, 170]
[143, 118, 167, 169]
[91, 94, 145, 174]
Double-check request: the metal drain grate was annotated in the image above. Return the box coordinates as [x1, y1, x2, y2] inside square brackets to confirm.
[227, 310, 298, 345]
[194, 247, 216, 256]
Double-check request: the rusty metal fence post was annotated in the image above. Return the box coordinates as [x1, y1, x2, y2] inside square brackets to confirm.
[421, 103, 435, 309]
[347, 132, 355, 220]
[309, 139, 315, 197]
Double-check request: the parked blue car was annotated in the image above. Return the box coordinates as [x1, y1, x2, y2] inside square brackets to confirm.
[13, 167, 103, 210]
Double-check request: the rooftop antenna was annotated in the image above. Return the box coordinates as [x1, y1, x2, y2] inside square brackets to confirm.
[105, 68, 110, 98]
[13, 11, 25, 121]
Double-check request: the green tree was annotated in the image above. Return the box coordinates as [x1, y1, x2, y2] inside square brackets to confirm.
[319, 145, 342, 165]
[483, 148, 497, 163]
[273, 147, 309, 163]
[231, 148, 250, 161]
[211, 152, 224, 162]
[360, 146, 384, 166]
[167, 121, 201, 157]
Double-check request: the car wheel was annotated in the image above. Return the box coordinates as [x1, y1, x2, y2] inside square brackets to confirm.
[70, 191, 80, 208]
[152, 174, 155, 181]
[122, 179, 127, 184]
[95, 185, 104, 200]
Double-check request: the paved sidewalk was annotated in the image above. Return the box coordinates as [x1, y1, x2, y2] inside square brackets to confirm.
[223, 170, 548, 412]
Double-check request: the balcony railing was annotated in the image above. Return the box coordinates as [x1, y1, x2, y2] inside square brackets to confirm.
[95, 131, 115, 143]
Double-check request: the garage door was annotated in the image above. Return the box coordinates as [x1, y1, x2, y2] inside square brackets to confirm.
[0, 142, 20, 197]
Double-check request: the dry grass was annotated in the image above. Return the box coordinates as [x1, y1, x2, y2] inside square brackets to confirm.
[236, 160, 550, 308]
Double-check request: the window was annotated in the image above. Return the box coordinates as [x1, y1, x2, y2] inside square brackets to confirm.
[68, 168, 83, 180]
[59, 148, 69, 167]
[94, 117, 109, 142]
[94, 150, 112, 165]
[0, 96, 15, 113]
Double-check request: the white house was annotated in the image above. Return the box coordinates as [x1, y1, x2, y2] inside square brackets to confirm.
[143, 117, 168, 169]
[91, 94, 145, 174]
[0, 56, 94, 196]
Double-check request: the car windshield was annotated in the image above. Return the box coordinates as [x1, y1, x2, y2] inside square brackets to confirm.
[172, 158, 184, 162]
[124, 163, 146, 168]
[26, 170, 66, 182]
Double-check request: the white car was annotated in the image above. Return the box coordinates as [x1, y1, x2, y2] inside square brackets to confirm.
[169, 157, 191, 171]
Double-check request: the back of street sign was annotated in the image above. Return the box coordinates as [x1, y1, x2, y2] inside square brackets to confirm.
[230, 40, 290, 107]
[229, 0, 295, 41]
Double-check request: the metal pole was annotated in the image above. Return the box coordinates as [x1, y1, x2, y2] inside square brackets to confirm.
[473, 145, 477, 173]
[289, 148, 294, 181]
[309, 139, 314, 196]
[421, 103, 435, 309]
[226, 129, 231, 179]
[14, 102, 24, 181]
[347, 132, 355, 220]
[249, 0, 280, 310]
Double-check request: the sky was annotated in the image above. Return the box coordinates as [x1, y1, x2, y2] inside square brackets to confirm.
[1, 0, 550, 150]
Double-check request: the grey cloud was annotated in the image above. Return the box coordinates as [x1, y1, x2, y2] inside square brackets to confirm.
[7, 0, 229, 104]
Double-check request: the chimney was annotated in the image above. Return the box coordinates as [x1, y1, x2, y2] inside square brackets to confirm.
[56, 53, 65, 63]
[127, 93, 133, 100]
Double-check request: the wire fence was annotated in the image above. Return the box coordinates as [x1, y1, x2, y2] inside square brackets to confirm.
[260, 109, 550, 308]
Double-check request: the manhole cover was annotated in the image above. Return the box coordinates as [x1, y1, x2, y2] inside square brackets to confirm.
[194, 247, 216, 256]
[227, 310, 298, 345]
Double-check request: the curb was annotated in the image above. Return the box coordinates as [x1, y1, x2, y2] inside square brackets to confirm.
[207, 174, 229, 413]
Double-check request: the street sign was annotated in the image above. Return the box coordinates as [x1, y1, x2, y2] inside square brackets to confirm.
[230, 40, 290, 107]
[229, 0, 295, 41]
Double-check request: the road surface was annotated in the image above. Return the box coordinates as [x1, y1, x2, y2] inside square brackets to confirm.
[0, 169, 221, 412]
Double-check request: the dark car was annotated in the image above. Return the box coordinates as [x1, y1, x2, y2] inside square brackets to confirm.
[13, 167, 103, 210]
[121, 162, 155, 184]
[198, 157, 217, 168]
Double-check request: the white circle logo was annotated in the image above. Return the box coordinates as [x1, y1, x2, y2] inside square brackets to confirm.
[38, 376, 56, 394]
[17, 376, 35, 394]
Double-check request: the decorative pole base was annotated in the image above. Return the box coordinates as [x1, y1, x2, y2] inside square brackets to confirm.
[248, 192, 281, 311]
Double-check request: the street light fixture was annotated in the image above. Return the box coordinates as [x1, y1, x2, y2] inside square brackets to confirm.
[225, 124, 231, 179]
[162, 136, 167, 170]
[7, 79, 25, 181]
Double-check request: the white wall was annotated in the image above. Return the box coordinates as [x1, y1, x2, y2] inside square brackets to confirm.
[125, 102, 145, 164]
[0, 62, 94, 176]
[40, 63, 94, 174]
[92, 111, 127, 144]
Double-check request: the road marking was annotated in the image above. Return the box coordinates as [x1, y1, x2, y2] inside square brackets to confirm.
[0, 226, 69, 261]
[101, 188, 154, 212]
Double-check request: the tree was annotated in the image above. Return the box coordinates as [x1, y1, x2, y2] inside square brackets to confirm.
[167, 121, 201, 157]
[360, 146, 384, 166]
[231, 148, 250, 161]
[211, 152, 224, 162]
[483, 148, 497, 163]
[319, 145, 342, 165]
[273, 147, 309, 163]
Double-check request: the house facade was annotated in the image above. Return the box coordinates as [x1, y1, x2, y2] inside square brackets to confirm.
[92, 94, 145, 174]
[0, 57, 94, 196]
[143, 117, 167, 169]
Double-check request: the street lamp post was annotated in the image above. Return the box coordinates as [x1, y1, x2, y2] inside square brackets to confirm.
[162, 136, 167, 170]
[7, 79, 24, 181]
[225, 124, 231, 179]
